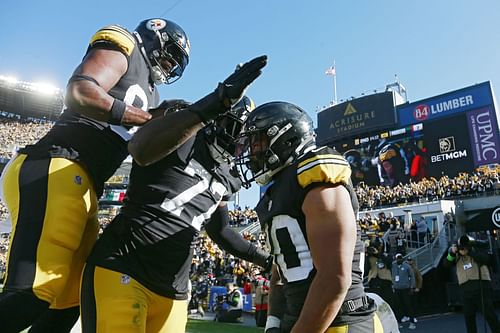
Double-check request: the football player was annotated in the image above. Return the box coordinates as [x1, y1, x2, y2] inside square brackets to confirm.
[236, 102, 382, 333]
[0, 16, 266, 332]
[80, 97, 272, 333]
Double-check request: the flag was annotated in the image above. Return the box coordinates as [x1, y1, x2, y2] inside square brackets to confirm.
[325, 65, 336, 76]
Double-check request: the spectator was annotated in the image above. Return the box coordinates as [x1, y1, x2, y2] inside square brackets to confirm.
[367, 247, 394, 310]
[444, 241, 500, 333]
[391, 253, 417, 329]
[406, 257, 422, 308]
[254, 277, 269, 327]
[416, 217, 428, 247]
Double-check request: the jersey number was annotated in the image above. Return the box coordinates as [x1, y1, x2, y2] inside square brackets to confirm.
[269, 215, 313, 282]
[160, 159, 227, 231]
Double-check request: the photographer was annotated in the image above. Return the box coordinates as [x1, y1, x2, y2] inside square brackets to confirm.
[445, 236, 500, 333]
[215, 282, 243, 323]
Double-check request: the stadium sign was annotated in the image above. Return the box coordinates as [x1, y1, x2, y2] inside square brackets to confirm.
[398, 81, 494, 126]
[467, 107, 500, 167]
[317, 91, 397, 144]
[430, 136, 468, 163]
[424, 114, 475, 178]
[466, 206, 500, 231]
[492, 207, 500, 229]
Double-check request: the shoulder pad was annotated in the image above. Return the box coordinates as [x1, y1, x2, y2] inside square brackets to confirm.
[89, 25, 136, 56]
[296, 146, 351, 188]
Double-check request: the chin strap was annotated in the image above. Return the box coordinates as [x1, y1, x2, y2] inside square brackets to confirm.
[133, 31, 165, 85]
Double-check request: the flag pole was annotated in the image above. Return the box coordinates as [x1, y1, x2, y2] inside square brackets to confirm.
[333, 60, 337, 104]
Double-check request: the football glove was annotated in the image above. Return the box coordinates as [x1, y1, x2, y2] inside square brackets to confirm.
[189, 55, 267, 124]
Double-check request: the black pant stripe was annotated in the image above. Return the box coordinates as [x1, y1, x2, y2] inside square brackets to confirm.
[81, 263, 97, 333]
[5, 156, 50, 289]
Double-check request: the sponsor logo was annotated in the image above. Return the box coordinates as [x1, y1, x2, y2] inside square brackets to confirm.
[431, 136, 468, 163]
[412, 123, 423, 132]
[329, 104, 376, 135]
[121, 274, 131, 285]
[414, 105, 430, 121]
[492, 207, 500, 228]
[473, 111, 498, 162]
[390, 128, 406, 136]
[439, 137, 455, 153]
[413, 95, 474, 121]
[344, 103, 357, 116]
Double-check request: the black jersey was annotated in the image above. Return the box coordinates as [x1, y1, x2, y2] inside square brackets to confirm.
[255, 146, 373, 327]
[88, 134, 241, 300]
[19, 25, 159, 196]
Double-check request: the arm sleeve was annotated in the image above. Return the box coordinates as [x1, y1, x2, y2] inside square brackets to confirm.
[205, 205, 270, 268]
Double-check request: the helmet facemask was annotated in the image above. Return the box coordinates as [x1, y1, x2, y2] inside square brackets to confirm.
[148, 31, 188, 84]
[236, 102, 317, 188]
[206, 97, 255, 165]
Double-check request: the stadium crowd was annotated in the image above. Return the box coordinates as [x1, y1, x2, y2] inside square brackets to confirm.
[0, 116, 53, 159]
[355, 165, 499, 210]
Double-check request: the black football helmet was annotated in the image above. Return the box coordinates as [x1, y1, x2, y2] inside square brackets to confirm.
[236, 101, 316, 187]
[134, 18, 190, 85]
[205, 96, 256, 164]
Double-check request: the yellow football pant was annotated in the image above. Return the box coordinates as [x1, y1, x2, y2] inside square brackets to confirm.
[81, 265, 188, 333]
[1, 154, 99, 309]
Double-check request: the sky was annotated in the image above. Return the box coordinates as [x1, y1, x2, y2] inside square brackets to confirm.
[1, 1, 500, 208]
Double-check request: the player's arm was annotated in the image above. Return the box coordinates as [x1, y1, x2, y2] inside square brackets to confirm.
[290, 184, 357, 333]
[205, 203, 271, 269]
[65, 48, 152, 126]
[129, 55, 267, 166]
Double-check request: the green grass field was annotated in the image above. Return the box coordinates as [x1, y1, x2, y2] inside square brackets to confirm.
[186, 319, 264, 333]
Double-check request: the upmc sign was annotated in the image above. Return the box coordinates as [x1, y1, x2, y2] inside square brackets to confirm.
[398, 81, 494, 126]
[467, 107, 500, 167]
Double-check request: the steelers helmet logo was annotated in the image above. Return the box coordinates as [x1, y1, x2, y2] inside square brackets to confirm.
[146, 19, 167, 31]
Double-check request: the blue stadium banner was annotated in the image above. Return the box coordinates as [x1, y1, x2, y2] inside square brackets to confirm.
[208, 286, 253, 312]
[397, 81, 494, 126]
[316, 91, 397, 144]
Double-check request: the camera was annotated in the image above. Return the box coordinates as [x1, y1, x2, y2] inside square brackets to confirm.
[457, 235, 489, 250]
